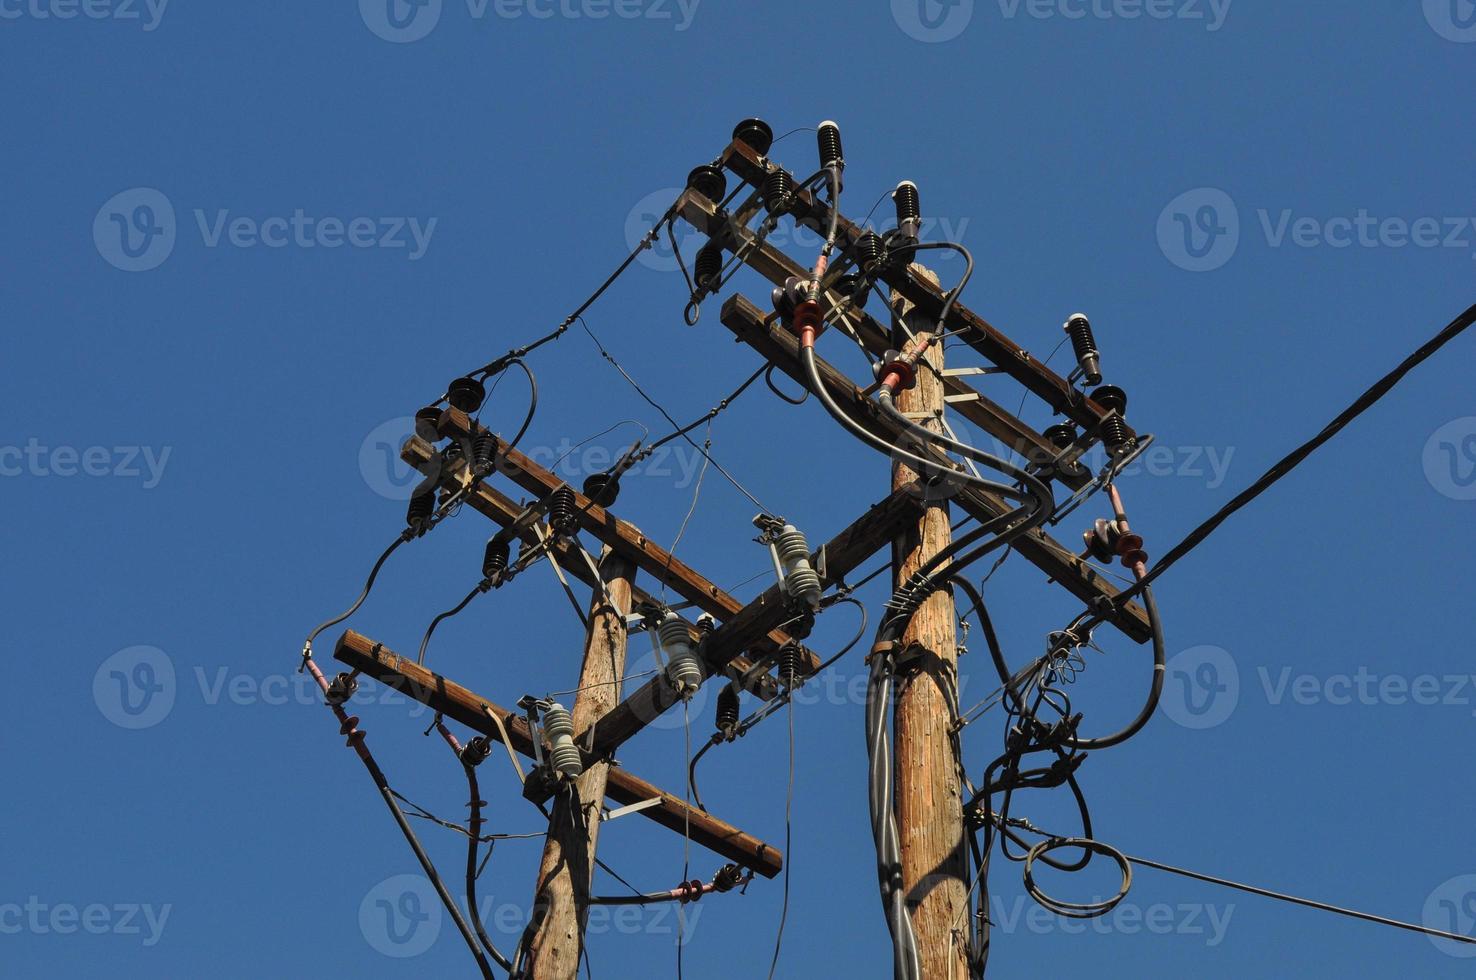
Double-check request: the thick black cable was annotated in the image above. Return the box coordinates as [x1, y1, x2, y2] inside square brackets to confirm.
[1103, 299, 1476, 616]
[301, 532, 409, 659]
[417, 583, 484, 666]
[462, 763, 513, 971]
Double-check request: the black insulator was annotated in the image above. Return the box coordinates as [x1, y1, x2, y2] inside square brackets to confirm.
[471, 431, 496, 477]
[853, 231, 886, 272]
[414, 405, 443, 442]
[893, 180, 921, 240]
[461, 735, 492, 767]
[1083, 517, 1121, 563]
[715, 684, 740, 737]
[549, 485, 578, 538]
[713, 864, 745, 893]
[732, 117, 774, 156]
[776, 643, 805, 684]
[817, 120, 844, 169]
[693, 240, 724, 292]
[447, 376, 486, 414]
[686, 164, 727, 203]
[406, 489, 435, 532]
[762, 168, 795, 216]
[834, 272, 870, 310]
[1090, 385, 1130, 450]
[582, 471, 621, 508]
[443, 438, 464, 464]
[1064, 313, 1103, 386]
[483, 536, 510, 579]
[1044, 423, 1077, 450]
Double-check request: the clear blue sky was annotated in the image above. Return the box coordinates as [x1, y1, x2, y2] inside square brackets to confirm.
[4, 2, 1474, 976]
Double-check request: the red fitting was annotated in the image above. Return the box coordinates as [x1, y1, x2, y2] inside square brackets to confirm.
[879, 360, 917, 394]
[791, 299, 824, 347]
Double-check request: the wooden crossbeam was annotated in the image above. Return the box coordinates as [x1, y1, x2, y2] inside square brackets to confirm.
[674, 188, 1091, 491]
[334, 630, 783, 878]
[426, 410, 818, 677]
[398, 435, 781, 702]
[579, 483, 924, 759]
[720, 292, 1153, 643]
[717, 139, 1138, 442]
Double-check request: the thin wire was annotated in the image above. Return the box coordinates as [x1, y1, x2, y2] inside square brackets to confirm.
[575, 316, 773, 514]
[549, 418, 650, 472]
[765, 661, 796, 980]
[660, 421, 713, 603]
[546, 668, 662, 700]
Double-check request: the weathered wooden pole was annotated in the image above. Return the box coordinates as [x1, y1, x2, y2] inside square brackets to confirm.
[890, 268, 970, 979]
[525, 546, 634, 979]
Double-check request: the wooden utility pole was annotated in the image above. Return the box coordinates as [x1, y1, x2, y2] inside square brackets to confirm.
[890, 269, 970, 980]
[525, 547, 634, 979]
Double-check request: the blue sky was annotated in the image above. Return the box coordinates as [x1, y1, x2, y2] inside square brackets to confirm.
[3, 1, 1475, 976]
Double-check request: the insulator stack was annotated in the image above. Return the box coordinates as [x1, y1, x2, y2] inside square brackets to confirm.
[482, 537, 510, 579]
[405, 490, 435, 533]
[1044, 423, 1077, 450]
[447, 376, 486, 414]
[1090, 385, 1131, 451]
[817, 120, 844, 171]
[893, 180, 921, 240]
[582, 471, 620, 508]
[414, 405, 442, 442]
[543, 703, 583, 779]
[1083, 517, 1121, 563]
[659, 613, 703, 698]
[549, 485, 578, 538]
[853, 231, 886, 273]
[461, 735, 491, 768]
[694, 241, 724, 292]
[715, 684, 740, 738]
[776, 524, 822, 610]
[1063, 314, 1103, 386]
[471, 431, 496, 477]
[763, 168, 795, 216]
[686, 164, 727, 203]
[732, 117, 774, 156]
[776, 643, 805, 685]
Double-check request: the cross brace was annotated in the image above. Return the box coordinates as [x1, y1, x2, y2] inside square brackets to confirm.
[333, 629, 783, 878]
